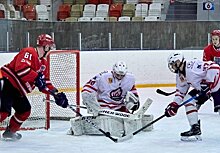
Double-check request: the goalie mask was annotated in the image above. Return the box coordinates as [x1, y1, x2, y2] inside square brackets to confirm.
[37, 34, 56, 58]
[211, 30, 220, 48]
[167, 52, 185, 74]
[112, 61, 128, 80]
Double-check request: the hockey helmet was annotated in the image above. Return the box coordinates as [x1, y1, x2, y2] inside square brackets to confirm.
[37, 34, 55, 50]
[112, 61, 128, 80]
[211, 30, 220, 37]
[167, 52, 185, 73]
[211, 30, 220, 47]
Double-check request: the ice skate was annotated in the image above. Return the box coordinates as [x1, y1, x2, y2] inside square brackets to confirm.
[1, 127, 22, 141]
[180, 121, 202, 142]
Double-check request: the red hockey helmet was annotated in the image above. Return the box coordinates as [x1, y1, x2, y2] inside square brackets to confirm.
[211, 30, 220, 37]
[37, 34, 55, 47]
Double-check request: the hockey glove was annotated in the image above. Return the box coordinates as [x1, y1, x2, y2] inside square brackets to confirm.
[188, 88, 209, 110]
[199, 83, 210, 97]
[124, 91, 140, 111]
[82, 92, 100, 116]
[196, 84, 211, 102]
[165, 102, 179, 117]
[54, 92, 69, 108]
[35, 73, 46, 91]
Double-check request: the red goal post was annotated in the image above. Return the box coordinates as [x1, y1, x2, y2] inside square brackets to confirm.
[0, 50, 80, 130]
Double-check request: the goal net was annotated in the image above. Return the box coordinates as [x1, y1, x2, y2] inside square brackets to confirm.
[0, 50, 80, 130]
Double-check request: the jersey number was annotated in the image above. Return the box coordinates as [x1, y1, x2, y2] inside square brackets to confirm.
[24, 52, 32, 60]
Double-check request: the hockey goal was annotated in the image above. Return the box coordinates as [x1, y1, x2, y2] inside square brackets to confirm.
[0, 50, 80, 130]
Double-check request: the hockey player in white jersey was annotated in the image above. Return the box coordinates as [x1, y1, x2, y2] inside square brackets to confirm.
[68, 61, 153, 137]
[165, 52, 220, 141]
[82, 61, 140, 115]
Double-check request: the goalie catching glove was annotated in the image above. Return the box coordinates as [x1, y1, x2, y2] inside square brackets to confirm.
[124, 91, 140, 111]
[54, 92, 69, 108]
[82, 92, 101, 116]
[165, 102, 179, 117]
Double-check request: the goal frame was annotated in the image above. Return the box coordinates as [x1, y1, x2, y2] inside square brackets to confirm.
[45, 50, 80, 129]
[0, 50, 80, 130]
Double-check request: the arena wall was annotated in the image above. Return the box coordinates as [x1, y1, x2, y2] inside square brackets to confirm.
[0, 50, 203, 88]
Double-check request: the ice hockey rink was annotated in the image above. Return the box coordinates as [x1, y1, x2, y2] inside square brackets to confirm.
[0, 87, 219, 153]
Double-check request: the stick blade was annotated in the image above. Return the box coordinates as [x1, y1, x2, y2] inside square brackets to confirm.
[116, 134, 134, 143]
[156, 89, 167, 95]
[156, 89, 175, 96]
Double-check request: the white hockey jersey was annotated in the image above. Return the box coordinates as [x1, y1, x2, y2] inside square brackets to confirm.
[174, 59, 220, 105]
[82, 70, 138, 110]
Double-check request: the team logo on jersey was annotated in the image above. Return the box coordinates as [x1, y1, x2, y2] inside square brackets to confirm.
[108, 78, 113, 83]
[110, 87, 123, 101]
[197, 64, 202, 69]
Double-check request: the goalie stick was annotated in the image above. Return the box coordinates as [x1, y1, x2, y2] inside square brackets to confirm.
[45, 88, 131, 143]
[99, 98, 153, 119]
[44, 98, 153, 120]
[156, 89, 176, 96]
[120, 95, 199, 140]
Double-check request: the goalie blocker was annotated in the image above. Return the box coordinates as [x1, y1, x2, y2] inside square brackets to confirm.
[68, 98, 153, 137]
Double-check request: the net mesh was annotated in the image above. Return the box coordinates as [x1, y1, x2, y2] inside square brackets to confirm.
[0, 50, 80, 130]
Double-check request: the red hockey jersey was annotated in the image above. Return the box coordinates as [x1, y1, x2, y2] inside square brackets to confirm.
[203, 44, 220, 61]
[1, 47, 55, 96]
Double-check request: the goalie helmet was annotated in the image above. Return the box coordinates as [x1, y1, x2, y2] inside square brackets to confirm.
[167, 52, 185, 73]
[112, 61, 128, 80]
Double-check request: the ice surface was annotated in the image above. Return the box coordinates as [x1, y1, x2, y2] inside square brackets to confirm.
[1, 87, 219, 153]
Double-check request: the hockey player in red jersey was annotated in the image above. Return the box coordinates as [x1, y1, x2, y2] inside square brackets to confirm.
[0, 34, 69, 141]
[193, 30, 220, 110]
[203, 30, 220, 62]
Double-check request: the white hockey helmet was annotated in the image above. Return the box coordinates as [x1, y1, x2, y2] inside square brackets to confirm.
[167, 52, 185, 73]
[112, 61, 128, 80]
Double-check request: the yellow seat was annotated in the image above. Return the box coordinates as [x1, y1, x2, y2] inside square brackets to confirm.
[122, 4, 135, 17]
[65, 16, 78, 22]
[71, 4, 83, 17]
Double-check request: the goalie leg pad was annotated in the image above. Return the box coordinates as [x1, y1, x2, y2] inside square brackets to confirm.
[69, 116, 83, 136]
[123, 114, 153, 135]
[69, 116, 125, 137]
[141, 114, 154, 132]
[123, 118, 142, 135]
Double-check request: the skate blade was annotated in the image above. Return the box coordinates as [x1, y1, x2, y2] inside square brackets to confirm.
[1, 137, 20, 141]
[181, 135, 202, 142]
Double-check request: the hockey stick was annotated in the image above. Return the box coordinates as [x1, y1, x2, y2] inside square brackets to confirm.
[156, 89, 176, 96]
[43, 99, 87, 109]
[45, 88, 129, 143]
[121, 95, 198, 140]
[99, 98, 153, 119]
[44, 98, 153, 120]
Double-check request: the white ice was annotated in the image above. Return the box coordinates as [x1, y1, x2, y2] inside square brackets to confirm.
[1, 87, 219, 153]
